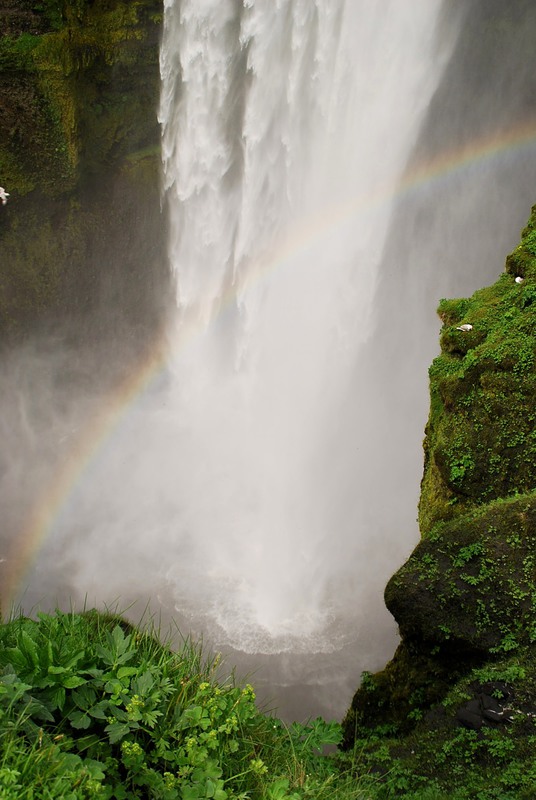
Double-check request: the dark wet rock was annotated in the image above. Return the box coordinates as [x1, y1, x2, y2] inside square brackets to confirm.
[455, 685, 517, 731]
[456, 703, 483, 731]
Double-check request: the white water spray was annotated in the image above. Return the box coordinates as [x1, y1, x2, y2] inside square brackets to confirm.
[156, 0, 454, 654]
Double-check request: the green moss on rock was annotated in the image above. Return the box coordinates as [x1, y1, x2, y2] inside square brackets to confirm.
[342, 209, 536, 796]
[419, 212, 536, 534]
[0, 0, 161, 200]
[342, 647, 536, 799]
[342, 640, 478, 743]
[386, 494, 536, 652]
[0, 0, 166, 342]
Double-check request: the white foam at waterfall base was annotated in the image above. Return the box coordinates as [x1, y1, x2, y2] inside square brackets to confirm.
[155, 0, 455, 654]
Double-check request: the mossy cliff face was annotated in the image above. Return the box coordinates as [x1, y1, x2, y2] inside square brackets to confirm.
[342, 209, 536, 797]
[0, 0, 168, 345]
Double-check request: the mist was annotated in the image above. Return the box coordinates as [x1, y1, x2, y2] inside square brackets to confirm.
[3, 0, 536, 722]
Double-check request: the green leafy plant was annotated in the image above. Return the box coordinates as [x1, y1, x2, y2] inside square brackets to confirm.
[0, 610, 368, 800]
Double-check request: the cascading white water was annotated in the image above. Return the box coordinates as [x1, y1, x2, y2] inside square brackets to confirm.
[156, 0, 455, 654]
[1, 1, 462, 720]
[7, 0, 536, 722]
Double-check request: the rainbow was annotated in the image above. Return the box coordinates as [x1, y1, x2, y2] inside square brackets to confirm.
[5, 118, 536, 609]
[3, 334, 169, 612]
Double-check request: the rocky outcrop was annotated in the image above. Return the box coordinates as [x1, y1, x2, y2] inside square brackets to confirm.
[0, 0, 168, 347]
[342, 210, 536, 796]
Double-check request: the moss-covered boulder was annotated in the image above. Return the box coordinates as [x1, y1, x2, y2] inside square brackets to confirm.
[342, 209, 536, 796]
[386, 495, 536, 654]
[342, 649, 536, 799]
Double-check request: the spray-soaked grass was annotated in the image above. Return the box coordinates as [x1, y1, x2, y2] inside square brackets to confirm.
[0, 609, 371, 800]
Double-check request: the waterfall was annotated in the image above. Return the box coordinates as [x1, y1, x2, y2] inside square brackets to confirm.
[4, 0, 536, 724]
[2, 0, 472, 723]
[156, 0, 454, 655]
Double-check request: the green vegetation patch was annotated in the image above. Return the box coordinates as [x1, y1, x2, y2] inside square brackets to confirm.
[385, 493, 536, 652]
[0, 610, 359, 800]
[0, 0, 161, 199]
[0, 0, 163, 338]
[420, 206, 536, 534]
[343, 207, 536, 799]
[341, 646, 536, 799]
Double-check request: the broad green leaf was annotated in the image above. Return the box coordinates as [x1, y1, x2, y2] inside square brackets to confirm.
[104, 721, 131, 744]
[115, 651, 136, 666]
[84, 668, 105, 679]
[44, 640, 53, 670]
[204, 777, 226, 799]
[108, 706, 130, 722]
[134, 669, 155, 695]
[95, 645, 115, 665]
[88, 701, 108, 719]
[49, 685, 66, 711]
[0, 672, 32, 699]
[72, 684, 97, 710]
[84, 759, 107, 781]
[24, 697, 55, 723]
[202, 760, 223, 781]
[117, 666, 137, 680]
[33, 676, 58, 689]
[5, 648, 27, 671]
[48, 665, 68, 675]
[62, 676, 87, 689]
[57, 752, 83, 772]
[111, 784, 128, 800]
[104, 678, 124, 696]
[180, 706, 203, 728]
[65, 650, 86, 670]
[267, 778, 292, 800]
[112, 625, 128, 650]
[19, 631, 40, 670]
[110, 626, 133, 660]
[69, 710, 91, 730]
[183, 786, 201, 800]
